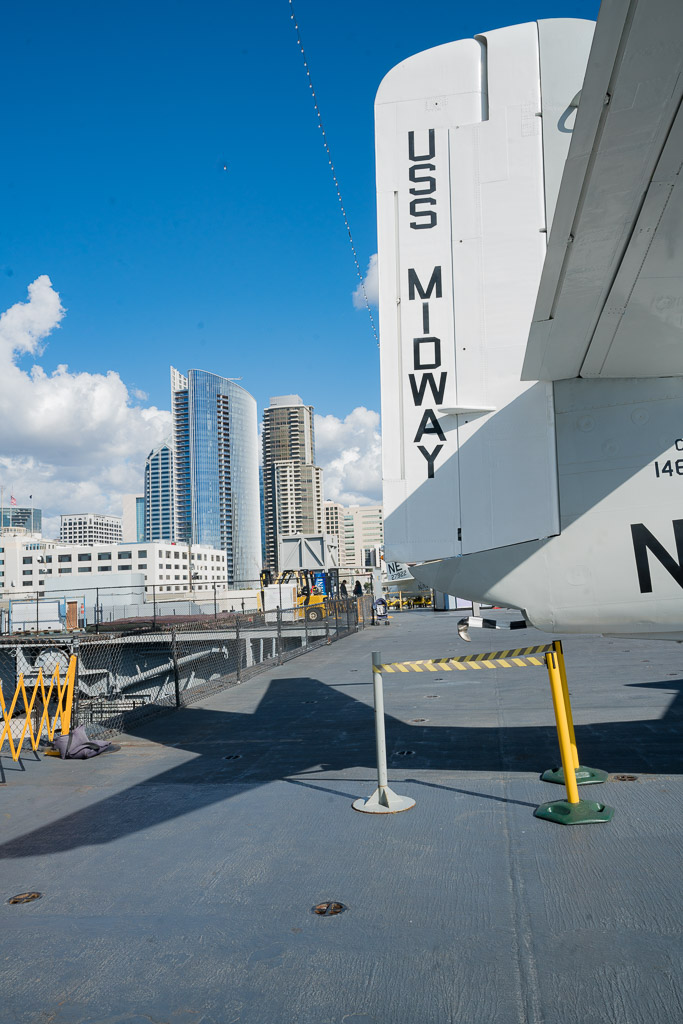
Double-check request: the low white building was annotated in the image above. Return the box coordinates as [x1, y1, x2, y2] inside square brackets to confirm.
[0, 531, 227, 597]
[60, 513, 123, 545]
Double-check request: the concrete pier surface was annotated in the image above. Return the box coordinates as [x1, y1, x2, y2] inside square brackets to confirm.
[1, 611, 682, 1024]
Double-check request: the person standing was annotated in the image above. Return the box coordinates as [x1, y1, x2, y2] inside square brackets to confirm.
[353, 580, 363, 597]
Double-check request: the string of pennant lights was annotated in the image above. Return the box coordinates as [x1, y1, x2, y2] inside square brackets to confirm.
[288, 0, 379, 346]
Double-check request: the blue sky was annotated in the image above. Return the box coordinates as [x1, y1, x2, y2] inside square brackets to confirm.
[0, 0, 599, 528]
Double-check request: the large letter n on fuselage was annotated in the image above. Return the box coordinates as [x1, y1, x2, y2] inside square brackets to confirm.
[631, 521, 683, 593]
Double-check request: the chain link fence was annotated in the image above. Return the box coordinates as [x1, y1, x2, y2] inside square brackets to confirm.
[0, 597, 374, 745]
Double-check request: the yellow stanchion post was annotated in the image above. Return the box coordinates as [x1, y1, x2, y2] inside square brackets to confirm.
[60, 655, 77, 736]
[555, 641, 579, 771]
[540, 641, 609, 787]
[534, 652, 613, 825]
[549, 652, 579, 805]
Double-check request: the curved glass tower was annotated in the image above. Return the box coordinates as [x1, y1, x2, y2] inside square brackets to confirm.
[171, 368, 261, 587]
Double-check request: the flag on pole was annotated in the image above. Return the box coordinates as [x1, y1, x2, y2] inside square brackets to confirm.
[10, 495, 16, 507]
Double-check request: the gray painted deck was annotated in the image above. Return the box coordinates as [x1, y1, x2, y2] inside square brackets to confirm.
[1, 611, 682, 1024]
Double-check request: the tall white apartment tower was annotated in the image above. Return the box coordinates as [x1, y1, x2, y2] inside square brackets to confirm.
[262, 395, 323, 571]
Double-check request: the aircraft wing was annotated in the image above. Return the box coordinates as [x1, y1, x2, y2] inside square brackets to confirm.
[522, 0, 683, 382]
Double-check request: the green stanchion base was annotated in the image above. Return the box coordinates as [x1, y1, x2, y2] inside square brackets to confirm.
[540, 765, 609, 786]
[534, 798, 614, 825]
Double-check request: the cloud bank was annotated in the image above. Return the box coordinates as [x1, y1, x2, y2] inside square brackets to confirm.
[352, 253, 379, 310]
[0, 276, 170, 538]
[315, 407, 381, 506]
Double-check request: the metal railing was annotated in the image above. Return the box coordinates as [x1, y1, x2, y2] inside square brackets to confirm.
[0, 597, 374, 743]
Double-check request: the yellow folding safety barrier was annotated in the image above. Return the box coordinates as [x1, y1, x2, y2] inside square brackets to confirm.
[0, 656, 77, 761]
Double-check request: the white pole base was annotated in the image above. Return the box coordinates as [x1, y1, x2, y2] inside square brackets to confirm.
[352, 785, 416, 814]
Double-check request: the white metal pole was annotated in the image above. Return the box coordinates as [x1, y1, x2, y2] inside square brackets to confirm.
[352, 651, 416, 814]
[372, 650, 389, 789]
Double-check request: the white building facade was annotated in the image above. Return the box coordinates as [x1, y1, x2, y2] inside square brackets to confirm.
[0, 532, 227, 596]
[324, 502, 384, 568]
[60, 513, 123, 545]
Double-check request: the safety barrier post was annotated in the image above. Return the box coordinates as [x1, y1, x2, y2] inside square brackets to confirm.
[352, 652, 416, 814]
[60, 655, 77, 736]
[276, 607, 283, 665]
[236, 617, 242, 682]
[540, 640, 608, 786]
[534, 651, 613, 825]
[70, 641, 81, 728]
[171, 630, 181, 707]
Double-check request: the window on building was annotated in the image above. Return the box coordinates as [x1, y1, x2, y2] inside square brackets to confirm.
[78, 567, 92, 573]
[100, 566, 112, 572]
[78, 553, 91, 561]
[138, 549, 147, 557]
[22, 569, 32, 576]
[22, 556, 32, 564]
[58, 568, 72, 574]
[118, 551, 132, 559]
[119, 565, 132, 571]
[138, 563, 147, 569]
[58, 554, 72, 563]
[45, 555, 52, 563]
[98, 552, 111, 561]
[22, 580, 32, 586]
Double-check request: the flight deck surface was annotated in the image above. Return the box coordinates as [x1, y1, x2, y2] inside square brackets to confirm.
[1, 611, 681, 1023]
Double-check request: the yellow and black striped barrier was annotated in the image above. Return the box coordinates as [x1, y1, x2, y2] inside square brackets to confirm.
[373, 643, 554, 673]
[368, 641, 613, 826]
[0, 657, 77, 762]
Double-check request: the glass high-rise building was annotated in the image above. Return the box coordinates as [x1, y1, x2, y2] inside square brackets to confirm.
[144, 442, 175, 542]
[171, 367, 261, 587]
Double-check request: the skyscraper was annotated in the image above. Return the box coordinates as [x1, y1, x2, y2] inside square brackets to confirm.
[171, 367, 261, 586]
[262, 395, 323, 571]
[143, 442, 174, 542]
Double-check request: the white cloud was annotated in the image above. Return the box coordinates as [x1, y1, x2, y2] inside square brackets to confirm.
[352, 253, 378, 310]
[315, 407, 381, 506]
[0, 277, 170, 537]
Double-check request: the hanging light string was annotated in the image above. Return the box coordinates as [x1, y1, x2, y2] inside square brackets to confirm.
[288, 0, 379, 346]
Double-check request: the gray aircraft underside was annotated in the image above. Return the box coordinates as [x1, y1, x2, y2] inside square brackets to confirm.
[375, 0, 683, 638]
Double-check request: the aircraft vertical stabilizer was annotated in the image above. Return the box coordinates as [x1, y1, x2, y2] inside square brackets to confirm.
[376, 20, 594, 564]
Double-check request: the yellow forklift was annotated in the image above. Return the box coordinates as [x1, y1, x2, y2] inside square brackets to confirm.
[259, 569, 337, 621]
